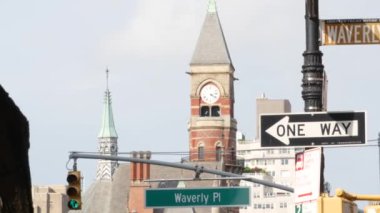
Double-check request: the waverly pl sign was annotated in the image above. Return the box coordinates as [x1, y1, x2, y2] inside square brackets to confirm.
[260, 111, 366, 147]
[145, 187, 250, 208]
[320, 19, 380, 45]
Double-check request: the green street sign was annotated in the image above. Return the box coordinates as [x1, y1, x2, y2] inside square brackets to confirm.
[145, 187, 250, 208]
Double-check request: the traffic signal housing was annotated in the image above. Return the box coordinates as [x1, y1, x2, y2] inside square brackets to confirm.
[66, 170, 82, 210]
[317, 194, 357, 213]
[365, 202, 380, 213]
[317, 189, 380, 213]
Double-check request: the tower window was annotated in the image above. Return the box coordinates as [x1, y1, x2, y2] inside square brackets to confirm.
[198, 146, 204, 160]
[230, 147, 236, 161]
[200, 106, 210, 117]
[211, 106, 220, 117]
[200, 106, 220, 117]
[216, 146, 222, 161]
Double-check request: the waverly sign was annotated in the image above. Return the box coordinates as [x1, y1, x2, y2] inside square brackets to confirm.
[145, 187, 250, 208]
[320, 19, 380, 45]
[260, 111, 366, 147]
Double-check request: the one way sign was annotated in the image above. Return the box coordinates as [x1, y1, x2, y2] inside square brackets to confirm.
[260, 111, 366, 147]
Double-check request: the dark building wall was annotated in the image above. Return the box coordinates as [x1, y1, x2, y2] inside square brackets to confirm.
[0, 85, 33, 213]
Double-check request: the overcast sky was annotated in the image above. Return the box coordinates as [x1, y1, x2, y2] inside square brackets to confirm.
[1, 0, 380, 208]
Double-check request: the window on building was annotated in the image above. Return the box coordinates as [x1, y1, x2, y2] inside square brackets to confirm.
[253, 192, 260, 198]
[257, 159, 265, 165]
[280, 202, 288, 208]
[281, 159, 289, 165]
[267, 159, 275, 165]
[267, 170, 275, 177]
[230, 147, 235, 161]
[280, 148, 290, 154]
[211, 106, 220, 117]
[200, 105, 220, 117]
[198, 146, 204, 160]
[281, 170, 290, 177]
[200, 106, 210, 117]
[216, 146, 222, 161]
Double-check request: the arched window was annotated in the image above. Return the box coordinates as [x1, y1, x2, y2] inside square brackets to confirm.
[200, 106, 210, 117]
[230, 147, 236, 161]
[211, 106, 220, 117]
[198, 146, 204, 160]
[200, 106, 220, 117]
[216, 145, 223, 161]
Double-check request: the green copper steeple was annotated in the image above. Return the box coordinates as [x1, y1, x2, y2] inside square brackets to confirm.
[208, 0, 217, 13]
[98, 69, 118, 138]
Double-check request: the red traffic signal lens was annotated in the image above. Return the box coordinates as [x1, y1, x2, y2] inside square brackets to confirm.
[66, 186, 79, 197]
[67, 173, 80, 183]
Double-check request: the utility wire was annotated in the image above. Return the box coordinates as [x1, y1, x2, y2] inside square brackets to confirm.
[72, 138, 380, 156]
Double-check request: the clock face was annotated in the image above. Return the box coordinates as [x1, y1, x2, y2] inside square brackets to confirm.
[200, 84, 220, 104]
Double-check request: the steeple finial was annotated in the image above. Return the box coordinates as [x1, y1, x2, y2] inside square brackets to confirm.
[208, 0, 217, 13]
[106, 67, 109, 90]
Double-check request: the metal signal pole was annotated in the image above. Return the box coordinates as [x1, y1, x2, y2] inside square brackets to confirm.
[68, 152, 294, 193]
[302, 0, 325, 194]
[302, 0, 324, 112]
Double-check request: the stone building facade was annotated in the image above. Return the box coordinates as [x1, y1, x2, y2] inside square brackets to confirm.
[32, 185, 68, 213]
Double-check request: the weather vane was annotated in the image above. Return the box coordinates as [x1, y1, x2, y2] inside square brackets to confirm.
[106, 68, 109, 90]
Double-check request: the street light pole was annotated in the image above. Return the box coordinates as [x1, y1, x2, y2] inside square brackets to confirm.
[302, 0, 325, 194]
[302, 0, 324, 112]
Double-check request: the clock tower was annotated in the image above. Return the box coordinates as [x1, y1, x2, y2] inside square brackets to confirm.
[188, 0, 237, 168]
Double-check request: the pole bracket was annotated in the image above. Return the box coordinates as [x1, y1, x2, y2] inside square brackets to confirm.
[194, 165, 204, 180]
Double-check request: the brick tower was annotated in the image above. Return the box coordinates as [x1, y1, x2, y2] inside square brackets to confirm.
[187, 0, 237, 168]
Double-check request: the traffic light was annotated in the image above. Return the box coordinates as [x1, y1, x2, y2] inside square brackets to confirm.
[317, 194, 357, 213]
[66, 170, 82, 210]
[365, 203, 380, 213]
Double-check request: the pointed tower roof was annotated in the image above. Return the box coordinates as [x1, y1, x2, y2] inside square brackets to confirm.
[190, 0, 232, 65]
[98, 69, 118, 138]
